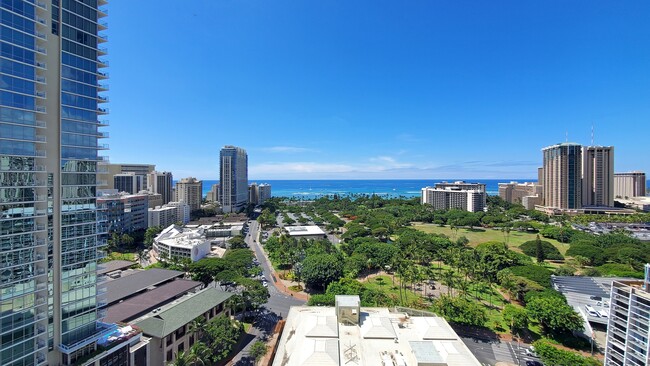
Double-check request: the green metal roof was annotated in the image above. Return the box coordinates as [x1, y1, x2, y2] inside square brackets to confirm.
[134, 287, 233, 338]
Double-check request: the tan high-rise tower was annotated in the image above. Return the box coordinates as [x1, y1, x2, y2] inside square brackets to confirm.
[582, 146, 614, 207]
[542, 143, 583, 209]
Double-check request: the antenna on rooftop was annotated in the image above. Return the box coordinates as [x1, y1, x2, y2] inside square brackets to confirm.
[565, 131, 568, 143]
[591, 124, 594, 146]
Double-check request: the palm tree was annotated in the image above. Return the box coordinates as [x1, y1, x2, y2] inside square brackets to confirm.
[441, 270, 456, 297]
[188, 342, 210, 366]
[170, 350, 193, 366]
[188, 316, 207, 342]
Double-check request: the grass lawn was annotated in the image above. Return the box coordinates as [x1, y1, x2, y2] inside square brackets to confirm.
[102, 251, 137, 262]
[361, 275, 421, 305]
[414, 224, 570, 255]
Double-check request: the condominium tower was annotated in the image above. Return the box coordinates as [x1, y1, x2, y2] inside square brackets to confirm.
[147, 171, 173, 204]
[174, 177, 202, 211]
[0, 1, 111, 365]
[615, 172, 647, 199]
[605, 264, 650, 366]
[421, 181, 487, 212]
[542, 143, 583, 209]
[220, 145, 248, 213]
[582, 146, 614, 207]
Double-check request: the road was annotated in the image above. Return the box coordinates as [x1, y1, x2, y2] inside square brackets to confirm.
[229, 220, 305, 365]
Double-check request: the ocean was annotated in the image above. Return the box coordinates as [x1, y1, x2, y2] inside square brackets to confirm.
[196, 179, 535, 199]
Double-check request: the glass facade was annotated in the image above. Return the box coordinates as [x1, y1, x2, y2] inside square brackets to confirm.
[1, 1, 107, 365]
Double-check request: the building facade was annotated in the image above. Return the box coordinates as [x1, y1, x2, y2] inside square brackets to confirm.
[174, 177, 202, 211]
[615, 172, 647, 199]
[205, 183, 219, 203]
[147, 171, 173, 205]
[498, 181, 543, 209]
[421, 183, 486, 212]
[605, 264, 650, 366]
[0, 1, 114, 365]
[97, 193, 149, 234]
[134, 287, 232, 366]
[153, 225, 211, 262]
[113, 172, 142, 194]
[542, 143, 583, 209]
[98, 163, 155, 191]
[219, 145, 248, 213]
[582, 146, 614, 207]
[147, 201, 190, 228]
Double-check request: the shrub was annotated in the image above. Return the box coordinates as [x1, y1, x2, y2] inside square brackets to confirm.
[509, 265, 553, 288]
[520, 240, 564, 260]
[596, 263, 644, 278]
[533, 339, 602, 366]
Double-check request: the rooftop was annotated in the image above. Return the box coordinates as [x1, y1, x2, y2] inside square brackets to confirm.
[103, 268, 184, 305]
[155, 224, 210, 249]
[104, 279, 203, 323]
[285, 226, 326, 236]
[273, 302, 481, 366]
[97, 260, 135, 275]
[134, 287, 233, 338]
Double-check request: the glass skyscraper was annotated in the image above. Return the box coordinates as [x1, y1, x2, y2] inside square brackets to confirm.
[1, 0, 109, 365]
[219, 145, 248, 213]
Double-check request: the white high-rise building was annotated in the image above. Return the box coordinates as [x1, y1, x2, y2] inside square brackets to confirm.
[220, 146, 248, 213]
[605, 264, 650, 366]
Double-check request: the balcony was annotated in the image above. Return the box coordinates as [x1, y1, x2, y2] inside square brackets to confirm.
[98, 59, 109, 68]
[35, 106, 46, 113]
[97, 107, 108, 114]
[98, 21, 108, 31]
[97, 131, 109, 138]
[35, 135, 46, 142]
[35, 90, 46, 98]
[98, 8, 108, 18]
[97, 143, 109, 150]
[98, 71, 109, 79]
[34, 150, 46, 157]
[98, 48, 108, 56]
[98, 83, 109, 91]
[59, 322, 117, 354]
[35, 120, 46, 128]
[98, 119, 109, 126]
[98, 95, 109, 103]
[35, 61, 46, 69]
[35, 46, 46, 55]
[98, 34, 108, 43]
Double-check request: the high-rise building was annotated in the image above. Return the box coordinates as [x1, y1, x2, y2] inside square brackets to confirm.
[615, 172, 646, 199]
[605, 264, 650, 366]
[174, 177, 202, 211]
[206, 183, 219, 203]
[582, 146, 614, 207]
[421, 186, 486, 212]
[258, 183, 272, 205]
[498, 181, 543, 209]
[97, 192, 149, 234]
[113, 172, 142, 194]
[219, 146, 248, 213]
[542, 143, 583, 209]
[98, 163, 155, 190]
[147, 171, 173, 204]
[0, 1, 117, 365]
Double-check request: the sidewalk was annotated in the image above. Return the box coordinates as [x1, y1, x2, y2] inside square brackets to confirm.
[254, 227, 309, 302]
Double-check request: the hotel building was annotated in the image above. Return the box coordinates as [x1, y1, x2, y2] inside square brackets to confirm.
[582, 146, 614, 207]
[174, 177, 202, 212]
[542, 143, 583, 209]
[615, 172, 647, 199]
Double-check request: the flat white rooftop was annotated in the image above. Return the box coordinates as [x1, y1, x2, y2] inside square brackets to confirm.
[273, 305, 481, 366]
[285, 225, 326, 237]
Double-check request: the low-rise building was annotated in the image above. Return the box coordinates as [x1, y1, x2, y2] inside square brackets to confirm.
[615, 196, 650, 212]
[133, 287, 233, 366]
[78, 324, 149, 366]
[273, 295, 481, 366]
[97, 192, 149, 233]
[153, 225, 212, 262]
[285, 225, 327, 240]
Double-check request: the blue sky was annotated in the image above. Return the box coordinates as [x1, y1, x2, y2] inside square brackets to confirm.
[107, 1, 650, 180]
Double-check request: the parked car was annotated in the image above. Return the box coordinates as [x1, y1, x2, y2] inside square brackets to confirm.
[590, 295, 603, 301]
[525, 361, 543, 366]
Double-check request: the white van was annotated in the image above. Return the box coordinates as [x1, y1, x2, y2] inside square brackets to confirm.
[585, 305, 600, 317]
[598, 309, 609, 318]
